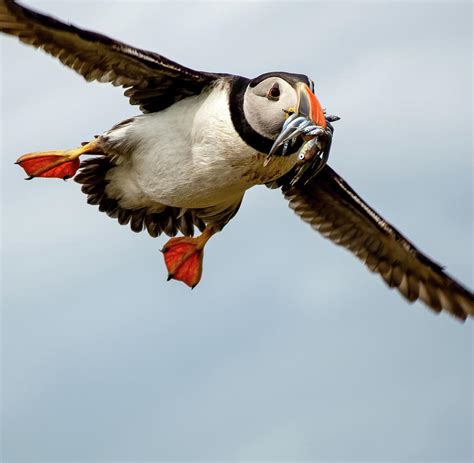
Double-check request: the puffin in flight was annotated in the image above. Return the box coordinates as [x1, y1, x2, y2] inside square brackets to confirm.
[1, 0, 473, 321]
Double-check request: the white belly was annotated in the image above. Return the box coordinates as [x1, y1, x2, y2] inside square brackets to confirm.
[103, 82, 298, 210]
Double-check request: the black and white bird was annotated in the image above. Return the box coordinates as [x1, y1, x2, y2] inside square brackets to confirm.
[1, 0, 473, 320]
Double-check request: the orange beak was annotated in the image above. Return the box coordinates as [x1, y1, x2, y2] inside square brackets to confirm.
[267, 82, 329, 157]
[295, 82, 327, 129]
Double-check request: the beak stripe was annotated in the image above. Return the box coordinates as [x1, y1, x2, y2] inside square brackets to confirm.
[304, 85, 327, 129]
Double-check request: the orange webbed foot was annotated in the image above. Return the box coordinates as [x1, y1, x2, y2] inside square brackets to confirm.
[161, 228, 214, 288]
[16, 151, 81, 180]
[15, 140, 100, 180]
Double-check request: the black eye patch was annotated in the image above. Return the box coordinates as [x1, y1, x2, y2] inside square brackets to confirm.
[267, 82, 280, 101]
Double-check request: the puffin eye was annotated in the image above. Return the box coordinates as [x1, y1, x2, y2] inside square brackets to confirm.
[267, 83, 280, 101]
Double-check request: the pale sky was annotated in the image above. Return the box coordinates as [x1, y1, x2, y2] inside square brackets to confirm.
[1, 0, 473, 461]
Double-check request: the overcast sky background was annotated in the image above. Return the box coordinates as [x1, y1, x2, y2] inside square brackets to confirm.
[1, 0, 472, 461]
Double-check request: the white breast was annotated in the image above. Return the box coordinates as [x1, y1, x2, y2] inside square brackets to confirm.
[104, 80, 298, 210]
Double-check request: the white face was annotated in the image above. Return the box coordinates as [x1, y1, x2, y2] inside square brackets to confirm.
[243, 77, 298, 140]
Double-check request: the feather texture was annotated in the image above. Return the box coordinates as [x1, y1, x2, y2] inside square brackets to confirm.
[0, 0, 220, 112]
[75, 157, 207, 238]
[282, 166, 474, 321]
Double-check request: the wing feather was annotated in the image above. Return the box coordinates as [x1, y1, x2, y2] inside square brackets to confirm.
[0, 0, 221, 112]
[282, 166, 474, 321]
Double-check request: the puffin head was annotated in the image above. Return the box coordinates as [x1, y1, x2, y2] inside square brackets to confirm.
[244, 72, 326, 140]
[229, 72, 328, 155]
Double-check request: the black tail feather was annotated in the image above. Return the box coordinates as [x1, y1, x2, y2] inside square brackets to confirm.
[75, 157, 201, 238]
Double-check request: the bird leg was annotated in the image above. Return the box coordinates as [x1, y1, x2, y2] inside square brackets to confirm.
[161, 227, 215, 288]
[15, 139, 100, 180]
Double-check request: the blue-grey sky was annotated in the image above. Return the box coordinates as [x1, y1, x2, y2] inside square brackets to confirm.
[1, 0, 472, 461]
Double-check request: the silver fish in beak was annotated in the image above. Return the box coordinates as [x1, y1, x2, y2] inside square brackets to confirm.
[268, 82, 329, 157]
[267, 82, 340, 184]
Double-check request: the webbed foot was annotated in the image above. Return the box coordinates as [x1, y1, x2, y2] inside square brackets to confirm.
[15, 140, 100, 179]
[161, 228, 215, 288]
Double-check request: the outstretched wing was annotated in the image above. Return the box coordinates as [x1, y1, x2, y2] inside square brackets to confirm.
[0, 0, 221, 112]
[282, 166, 474, 321]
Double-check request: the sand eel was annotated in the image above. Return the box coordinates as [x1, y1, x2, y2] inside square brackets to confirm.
[1, 0, 473, 320]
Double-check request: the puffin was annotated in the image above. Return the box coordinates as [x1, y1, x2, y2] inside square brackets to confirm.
[1, 0, 473, 321]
